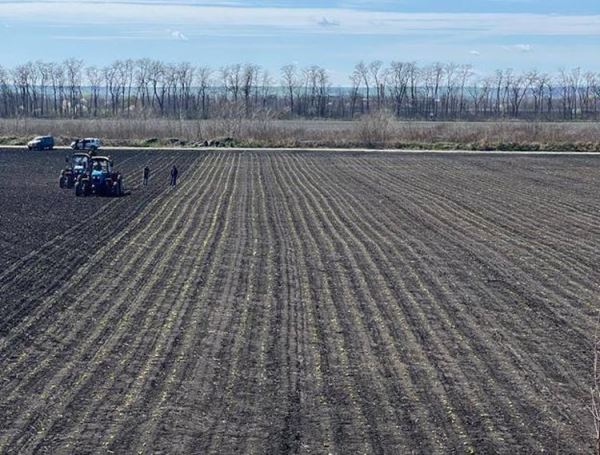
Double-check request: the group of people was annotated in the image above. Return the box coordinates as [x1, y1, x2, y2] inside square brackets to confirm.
[142, 165, 178, 186]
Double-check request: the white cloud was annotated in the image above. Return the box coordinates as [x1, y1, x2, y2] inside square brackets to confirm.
[51, 34, 148, 40]
[469, 50, 481, 56]
[0, 3, 599, 37]
[169, 29, 189, 41]
[514, 43, 533, 52]
[317, 17, 340, 27]
[503, 44, 533, 53]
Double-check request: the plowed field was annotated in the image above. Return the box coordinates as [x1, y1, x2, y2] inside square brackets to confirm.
[0, 149, 598, 453]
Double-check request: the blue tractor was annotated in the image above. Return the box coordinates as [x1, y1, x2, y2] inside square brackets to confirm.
[75, 156, 124, 197]
[59, 152, 93, 189]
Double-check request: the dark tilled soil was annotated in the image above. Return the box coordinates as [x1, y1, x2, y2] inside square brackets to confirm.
[0, 148, 598, 454]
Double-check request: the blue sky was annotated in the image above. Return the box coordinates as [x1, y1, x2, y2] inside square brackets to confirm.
[0, 0, 599, 84]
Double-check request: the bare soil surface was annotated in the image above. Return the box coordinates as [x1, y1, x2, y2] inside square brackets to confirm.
[0, 148, 598, 453]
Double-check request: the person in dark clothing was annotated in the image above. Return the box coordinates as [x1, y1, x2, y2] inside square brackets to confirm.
[170, 165, 178, 186]
[143, 166, 150, 185]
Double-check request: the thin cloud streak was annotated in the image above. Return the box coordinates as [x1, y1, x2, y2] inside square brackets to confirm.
[50, 34, 153, 40]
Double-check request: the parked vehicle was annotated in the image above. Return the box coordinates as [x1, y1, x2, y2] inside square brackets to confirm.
[71, 138, 102, 152]
[59, 152, 92, 189]
[75, 156, 123, 197]
[27, 135, 54, 151]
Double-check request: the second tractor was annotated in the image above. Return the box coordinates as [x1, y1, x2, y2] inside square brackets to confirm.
[59, 151, 93, 189]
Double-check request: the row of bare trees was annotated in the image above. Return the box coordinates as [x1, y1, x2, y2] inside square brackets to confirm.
[0, 59, 599, 120]
[348, 62, 600, 120]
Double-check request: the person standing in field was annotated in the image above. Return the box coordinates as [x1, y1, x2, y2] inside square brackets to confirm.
[143, 166, 150, 186]
[170, 165, 178, 186]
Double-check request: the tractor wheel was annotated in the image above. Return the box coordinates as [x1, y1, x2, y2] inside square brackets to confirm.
[114, 181, 122, 197]
[59, 176, 66, 189]
[67, 176, 74, 188]
[75, 183, 84, 197]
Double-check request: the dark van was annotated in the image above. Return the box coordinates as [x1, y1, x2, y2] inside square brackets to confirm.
[27, 135, 55, 151]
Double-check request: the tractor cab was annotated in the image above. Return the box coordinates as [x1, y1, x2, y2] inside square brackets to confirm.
[90, 156, 114, 185]
[72, 153, 91, 174]
[91, 156, 112, 175]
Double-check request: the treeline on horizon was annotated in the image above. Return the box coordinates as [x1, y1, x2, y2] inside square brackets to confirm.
[1, 59, 599, 121]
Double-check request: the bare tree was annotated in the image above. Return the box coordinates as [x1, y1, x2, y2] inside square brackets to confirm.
[133, 59, 148, 113]
[103, 63, 119, 116]
[570, 67, 582, 119]
[388, 61, 409, 117]
[144, 60, 163, 115]
[369, 60, 385, 110]
[115, 60, 129, 115]
[195, 66, 212, 118]
[302, 66, 318, 116]
[406, 62, 419, 117]
[509, 72, 533, 118]
[354, 61, 370, 113]
[530, 71, 548, 117]
[64, 58, 83, 116]
[349, 71, 361, 118]
[242, 63, 260, 116]
[226, 63, 242, 104]
[559, 67, 581, 119]
[260, 69, 273, 109]
[493, 69, 504, 116]
[316, 67, 330, 117]
[36, 61, 52, 117]
[443, 62, 458, 117]
[0, 65, 11, 117]
[12, 63, 32, 115]
[422, 63, 444, 119]
[457, 65, 473, 118]
[581, 72, 598, 117]
[281, 64, 299, 116]
[176, 62, 194, 116]
[27, 62, 40, 116]
[86, 66, 102, 117]
[122, 59, 135, 116]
